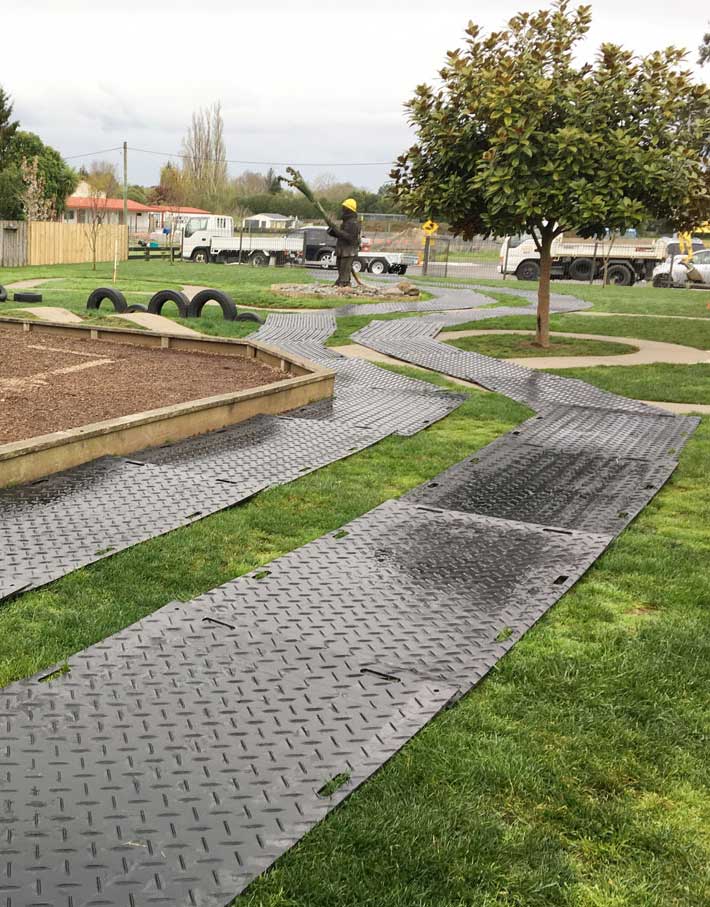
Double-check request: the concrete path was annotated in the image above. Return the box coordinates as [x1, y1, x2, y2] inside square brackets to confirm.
[5, 278, 65, 290]
[643, 400, 710, 415]
[577, 311, 710, 322]
[110, 312, 203, 336]
[438, 329, 710, 369]
[11, 306, 83, 324]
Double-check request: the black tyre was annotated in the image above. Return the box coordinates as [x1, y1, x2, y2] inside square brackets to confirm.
[0, 285, 7, 302]
[12, 291, 43, 302]
[652, 273, 672, 289]
[568, 258, 594, 281]
[147, 289, 189, 318]
[605, 264, 633, 286]
[187, 288, 237, 321]
[235, 311, 265, 324]
[125, 304, 147, 313]
[516, 260, 540, 281]
[191, 248, 211, 264]
[86, 287, 127, 312]
[250, 251, 268, 267]
[399, 265, 408, 275]
[351, 258, 364, 273]
[368, 258, 388, 275]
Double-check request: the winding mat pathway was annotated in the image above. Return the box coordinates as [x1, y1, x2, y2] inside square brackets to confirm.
[0, 283, 701, 907]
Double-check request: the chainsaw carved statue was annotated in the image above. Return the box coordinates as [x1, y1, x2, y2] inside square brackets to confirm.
[279, 168, 362, 286]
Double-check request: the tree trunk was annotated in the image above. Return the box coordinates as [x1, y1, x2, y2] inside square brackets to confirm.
[536, 233, 553, 348]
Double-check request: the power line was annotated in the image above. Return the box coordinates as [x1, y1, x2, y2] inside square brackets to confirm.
[63, 146, 122, 160]
[128, 146, 394, 168]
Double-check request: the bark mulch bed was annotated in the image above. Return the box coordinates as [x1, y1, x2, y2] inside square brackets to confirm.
[0, 327, 284, 444]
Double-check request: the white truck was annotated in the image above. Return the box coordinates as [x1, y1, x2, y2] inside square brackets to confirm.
[499, 233, 679, 285]
[181, 217, 417, 273]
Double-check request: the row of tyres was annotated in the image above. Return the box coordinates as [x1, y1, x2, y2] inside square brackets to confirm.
[85, 286, 264, 323]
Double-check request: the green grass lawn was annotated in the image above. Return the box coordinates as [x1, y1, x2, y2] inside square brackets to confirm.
[546, 363, 710, 406]
[418, 275, 710, 318]
[2, 266, 710, 906]
[445, 312, 710, 350]
[445, 333, 637, 358]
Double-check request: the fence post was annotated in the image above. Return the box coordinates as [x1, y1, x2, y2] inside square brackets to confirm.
[502, 239, 510, 281]
[422, 235, 431, 276]
[590, 240, 598, 285]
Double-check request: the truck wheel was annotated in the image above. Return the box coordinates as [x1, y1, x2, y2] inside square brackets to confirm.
[187, 288, 237, 321]
[250, 252, 268, 267]
[352, 259, 364, 273]
[86, 287, 127, 312]
[147, 289, 190, 318]
[317, 250, 335, 269]
[0, 285, 7, 302]
[368, 258, 388, 275]
[605, 264, 633, 286]
[568, 258, 594, 281]
[191, 248, 211, 264]
[516, 260, 539, 281]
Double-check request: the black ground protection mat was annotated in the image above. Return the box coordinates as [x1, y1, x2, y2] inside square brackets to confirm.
[0, 457, 261, 601]
[131, 413, 389, 484]
[0, 294, 700, 906]
[402, 434, 680, 534]
[0, 500, 611, 906]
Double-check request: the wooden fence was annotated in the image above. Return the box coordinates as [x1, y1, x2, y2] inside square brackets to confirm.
[0, 221, 28, 267]
[0, 221, 128, 267]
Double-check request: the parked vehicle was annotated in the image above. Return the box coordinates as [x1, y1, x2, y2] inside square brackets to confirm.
[182, 221, 416, 273]
[498, 233, 705, 285]
[652, 248, 710, 288]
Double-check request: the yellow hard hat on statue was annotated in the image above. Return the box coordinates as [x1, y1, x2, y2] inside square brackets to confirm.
[342, 198, 357, 212]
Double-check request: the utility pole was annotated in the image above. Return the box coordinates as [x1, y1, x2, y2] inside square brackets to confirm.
[122, 141, 128, 228]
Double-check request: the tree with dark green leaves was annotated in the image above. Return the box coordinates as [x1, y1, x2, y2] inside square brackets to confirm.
[391, 1, 710, 346]
[0, 86, 19, 166]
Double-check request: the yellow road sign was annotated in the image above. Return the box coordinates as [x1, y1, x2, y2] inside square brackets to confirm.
[422, 220, 439, 236]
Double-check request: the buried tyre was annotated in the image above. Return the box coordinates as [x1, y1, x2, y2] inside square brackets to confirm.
[187, 288, 237, 321]
[147, 289, 190, 318]
[86, 287, 127, 312]
[0, 285, 7, 302]
[12, 291, 43, 302]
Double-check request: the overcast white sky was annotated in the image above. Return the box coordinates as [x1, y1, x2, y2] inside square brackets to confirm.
[2, 0, 708, 190]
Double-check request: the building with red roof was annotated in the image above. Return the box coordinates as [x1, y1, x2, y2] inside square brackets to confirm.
[62, 184, 210, 234]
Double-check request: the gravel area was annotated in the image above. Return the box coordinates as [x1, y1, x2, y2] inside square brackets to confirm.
[0, 327, 283, 443]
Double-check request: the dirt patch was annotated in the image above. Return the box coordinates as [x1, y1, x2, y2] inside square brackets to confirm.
[0, 327, 283, 444]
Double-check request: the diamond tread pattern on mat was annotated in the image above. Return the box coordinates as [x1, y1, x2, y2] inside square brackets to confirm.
[402, 438, 679, 533]
[0, 500, 609, 907]
[0, 457, 257, 601]
[0, 626, 455, 907]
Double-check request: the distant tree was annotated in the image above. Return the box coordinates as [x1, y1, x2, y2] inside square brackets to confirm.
[0, 86, 19, 167]
[392, 1, 710, 346]
[87, 160, 119, 197]
[180, 101, 229, 208]
[264, 167, 282, 193]
[700, 29, 710, 65]
[149, 162, 188, 206]
[0, 131, 77, 219]
[18, 156, 55, 220]
[83, 167, 115, 270]
[232, 170, 269, 196]
[127, 184, 148, 205]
